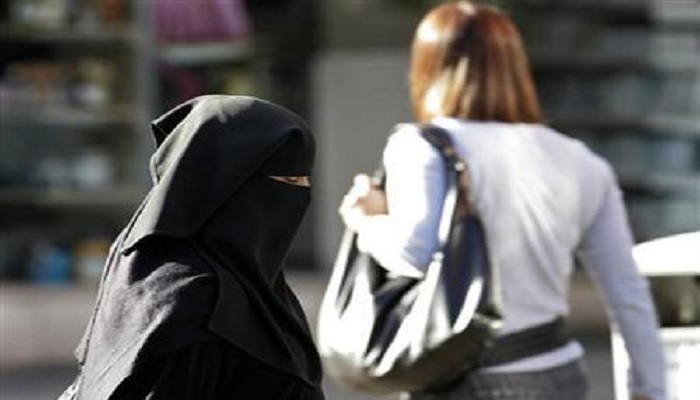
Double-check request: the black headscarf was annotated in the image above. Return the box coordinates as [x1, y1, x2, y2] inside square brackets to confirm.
[76, 96, 321, 398]
[121, 94, 315, 252]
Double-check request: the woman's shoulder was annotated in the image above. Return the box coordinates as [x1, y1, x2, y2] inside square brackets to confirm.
[385, 123, 442, 157]
[388, 120, 472, 153]
[547, 127, 614, 168]
[537, 125, 618, 185]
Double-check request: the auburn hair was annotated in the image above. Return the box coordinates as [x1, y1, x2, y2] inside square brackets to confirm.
[410, 1, 543, 123]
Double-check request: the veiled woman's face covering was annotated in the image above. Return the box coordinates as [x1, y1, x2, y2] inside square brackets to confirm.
[201, 131, 315, 279]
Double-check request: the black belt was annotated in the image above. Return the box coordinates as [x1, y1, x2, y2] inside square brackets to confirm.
[417, 316, 571, 394]
[478, 316, 570, 367]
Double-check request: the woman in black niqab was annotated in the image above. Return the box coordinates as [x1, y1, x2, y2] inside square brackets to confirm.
[60, 95, 325, 400]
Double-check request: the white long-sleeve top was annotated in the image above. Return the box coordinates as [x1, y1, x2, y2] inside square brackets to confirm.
[355, 117, 666, 400]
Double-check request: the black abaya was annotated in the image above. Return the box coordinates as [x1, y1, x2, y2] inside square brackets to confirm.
[63, 96, 324, 400]
[112, 338, 324, 400]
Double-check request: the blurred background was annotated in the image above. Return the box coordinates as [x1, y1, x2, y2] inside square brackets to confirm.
[1, 0, 698, 399]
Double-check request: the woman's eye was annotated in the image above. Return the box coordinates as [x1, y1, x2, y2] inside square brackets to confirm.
[269, 176, 310, 187]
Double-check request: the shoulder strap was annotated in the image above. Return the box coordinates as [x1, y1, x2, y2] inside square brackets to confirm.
[416, 124, 473, 261]
[372, 124, 465, 188]
[418, 124, 466, 175]
[373, 123, 474, 259]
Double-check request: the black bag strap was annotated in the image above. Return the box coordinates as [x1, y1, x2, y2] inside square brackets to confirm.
[369, 123, 469, 264]
[417, 124, 472, 264]
[417, 125, 466, 175]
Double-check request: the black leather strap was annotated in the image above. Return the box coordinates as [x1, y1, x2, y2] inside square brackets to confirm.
[373, 124, 468, 262]
[478, 316, 570, 367]
[417, 125, 467, 261]
[418, 124, 464, 173]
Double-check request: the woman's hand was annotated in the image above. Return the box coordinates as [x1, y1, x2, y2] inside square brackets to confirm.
[339, 174, 387, 232]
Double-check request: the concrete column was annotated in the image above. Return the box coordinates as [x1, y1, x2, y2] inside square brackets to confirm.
[311, 50, 413, 269]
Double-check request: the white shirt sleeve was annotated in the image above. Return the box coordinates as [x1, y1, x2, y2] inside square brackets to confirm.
[576, 167, 667, 400]
[355, 128, 446, 278]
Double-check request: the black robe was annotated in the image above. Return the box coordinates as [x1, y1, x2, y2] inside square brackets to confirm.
[70, 96, 323, 400]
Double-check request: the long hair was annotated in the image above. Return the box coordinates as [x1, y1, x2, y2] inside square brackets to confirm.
[410, 1, 543, 123]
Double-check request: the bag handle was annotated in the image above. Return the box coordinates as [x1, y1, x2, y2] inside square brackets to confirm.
[419, 125, 499, 332]
[417, 124, 473, 265]
[367, 123, 474, 270]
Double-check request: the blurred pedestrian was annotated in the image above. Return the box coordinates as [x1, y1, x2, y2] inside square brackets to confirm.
[59, 95, 325, 400]
[339, 2, 665, 400]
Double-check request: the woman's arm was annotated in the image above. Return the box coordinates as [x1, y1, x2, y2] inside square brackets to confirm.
[339, 128, 446, 277]
[576, 169, 666, 400]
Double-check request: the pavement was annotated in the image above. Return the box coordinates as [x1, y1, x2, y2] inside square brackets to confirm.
[1, 271, 618, 400]
[0, 333, 615, 400]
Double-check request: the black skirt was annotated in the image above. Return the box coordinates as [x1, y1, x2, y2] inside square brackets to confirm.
[110, 338, 325, 400]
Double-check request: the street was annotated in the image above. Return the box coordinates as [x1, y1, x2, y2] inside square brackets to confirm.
[1, 332, 615, 400]
[1, 272, 618, 399]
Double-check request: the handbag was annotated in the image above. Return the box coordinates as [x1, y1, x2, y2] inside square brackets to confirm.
[317, 124, 503, 394]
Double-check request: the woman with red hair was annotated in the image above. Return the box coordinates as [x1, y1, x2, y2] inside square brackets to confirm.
[339, 2, 665, 399]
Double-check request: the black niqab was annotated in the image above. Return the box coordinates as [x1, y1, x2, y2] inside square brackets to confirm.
[122, 94, 315, 250]
[74, 96, 322, 399]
